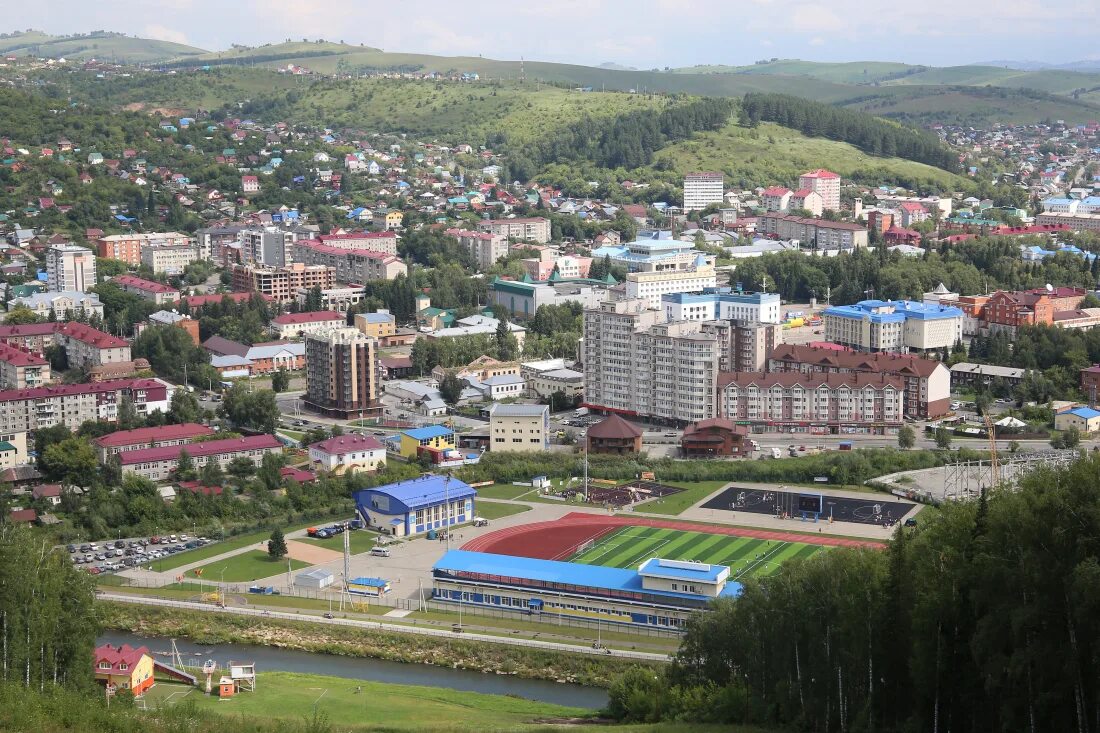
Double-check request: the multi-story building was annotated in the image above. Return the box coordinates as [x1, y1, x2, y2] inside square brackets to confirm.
[761, 187, 793, 212]
[757, 213, 869, 249]
[93, 422, 215, 463]
[488, 403, 549, 453]
[625, 256, 717, 309]
[683, 172, 724, 212]
[583, 299, 662, 417]
[119, 434, 282, 482]
[354, 311, 396, 340]
[0, 342, 50, 389]
[195, 225, 246, 262]
[55, 322, 131, 370]
[874, 193, 952, 217]
[823, 300, 964, 352]
[239, 227, 297, 267]
[476, 217, 551, 244]
[270, 311, 346, 340]
[112, 274, 180, 305]
[304, 327, 380, 419]
[967, 286, 1089, 335]
[718, 371, 904, 434]
[768, 344, 950, 419]
[701, 319, 783, 372]
[295, 286, 365, 312]
[1036, 212, 1100, 232]
[182, 292, 272, 312]
[6, 291, 103, 320]
[46, 244, 96, 292]
[490, 278, 607, 320]
[662, 290, 782, 324]
[96, 232, 191, 266]
[797, 169, 841, 211]
[292, 240, 406, 284]
[591, 231, 715, 274]
[231, 263, 336, 304]
[0, 378, 170, 434]
[312, 231, 398, 255]
[140, 242, 199, 275]
[308, 434, 386, 475]
[445, 228, 509, 270]
[789, 189, 824, 217]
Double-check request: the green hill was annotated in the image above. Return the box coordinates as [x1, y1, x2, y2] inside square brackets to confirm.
[654, 121, 965, 190]
[0, 30, 207, 63]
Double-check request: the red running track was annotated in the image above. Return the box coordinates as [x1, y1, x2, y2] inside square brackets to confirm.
[461, 511, 885, 560]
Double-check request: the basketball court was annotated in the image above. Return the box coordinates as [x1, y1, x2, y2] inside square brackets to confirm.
[701, 487, 914, 526]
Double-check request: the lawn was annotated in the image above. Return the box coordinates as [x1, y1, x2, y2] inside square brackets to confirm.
[472, 483, 537, 500]
[639, 481, 728, 516]
[298, 530, 381, 556]
[153, 516, 345, 571]
[473, 500, 531, 521]
[147, 671, 592, 731]
[185, 551, 307, 583]
[570, 525, 829, 580]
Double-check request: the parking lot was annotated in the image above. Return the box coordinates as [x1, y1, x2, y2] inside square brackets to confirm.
[68, 533, 210, 577]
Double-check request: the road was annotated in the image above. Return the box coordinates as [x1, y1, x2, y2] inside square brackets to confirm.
[97, 592, 669, 662]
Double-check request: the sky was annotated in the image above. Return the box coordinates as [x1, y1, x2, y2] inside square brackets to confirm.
[12, 0, 1100, 68]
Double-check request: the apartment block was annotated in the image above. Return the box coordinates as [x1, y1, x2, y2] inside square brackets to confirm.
[823, 300, 964, 352]
[54, 322, 131, 370]
[683, 172, 724, 212]
[701, 319, 783, 372]
[231, 263, 336, 303]
[354, 311, 396, 340]
[625, 259, 717, 309]
[718, 371, 904, 434]
[314, 231, 398, 255]
[140, 242, 199, 275]
[0, 378, 170, 434]
[797, 169, 841, 211]
[476, 217, 551, 244]
[445, 228, 510, 270]
[119, 434, 282, 482]
[583, 299, 662, 417]
[93, 422, 216, 463]
[767, 344, 950, 419]
[662, 290, 782, 324]
[6, 291, 103, 320]
[270, 311, 346, 340]
[46, 244, 96, 292]
[488, 403, 549, 453]
[112, 274, 180, 305]
[0, 342, 50, 389]
[757, 213, 869, 249]
[239, 227, 297, 267]
[96, 232, 191, 266]
[304, 327, 380, 419]
[292, 240, 407, 284]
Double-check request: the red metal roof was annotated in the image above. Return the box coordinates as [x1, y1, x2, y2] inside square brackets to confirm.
[0, 341, 47, 367]
[271, 311, 344, 325]
[586, 413, 643, 440]
[309, 434, 385, 455]
[119, 434, 281, 465]
[94, 423, 214, 448]
[114, 274, 179, 295]
[800, 169, 840, 179]
[0, 377, 162, 403]
[95, 644, 149, 672]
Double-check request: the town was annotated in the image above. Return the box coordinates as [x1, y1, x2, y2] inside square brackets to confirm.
[0, 23, 1099, 733]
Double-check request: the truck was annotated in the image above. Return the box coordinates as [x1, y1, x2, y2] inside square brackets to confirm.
[838, 441, 853, 451]
[248, 586, 279, 595]
[770, 447, 783, 459]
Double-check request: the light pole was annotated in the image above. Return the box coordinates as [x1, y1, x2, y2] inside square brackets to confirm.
[219, 565, 227, 606]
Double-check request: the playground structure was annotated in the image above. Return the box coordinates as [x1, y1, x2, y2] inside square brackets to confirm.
[942, 450, 1080, 500]
[166, 639, 255, 697]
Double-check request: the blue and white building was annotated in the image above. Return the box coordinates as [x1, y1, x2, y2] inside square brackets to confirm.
[591, 230, 715, 274]
[353, 475, 476, 537]
[432, 551, 741, 631]
[823, 299, 964, 353]
[662, 288, 782, 323]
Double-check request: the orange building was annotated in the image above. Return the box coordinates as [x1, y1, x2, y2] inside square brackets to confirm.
[94, 644, 155, 696]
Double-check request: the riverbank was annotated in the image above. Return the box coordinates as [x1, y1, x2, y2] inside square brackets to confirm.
[99, 602, 659, 688]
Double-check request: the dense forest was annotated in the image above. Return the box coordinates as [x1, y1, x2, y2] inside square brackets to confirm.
[739, 92, 960, 172]
[507, 97, 734, 180]
[608, 454, 1100, 731]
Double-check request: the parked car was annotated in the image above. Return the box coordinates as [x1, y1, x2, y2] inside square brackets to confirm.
[66, 544, 76, 553]
[370, 547, 391, 557]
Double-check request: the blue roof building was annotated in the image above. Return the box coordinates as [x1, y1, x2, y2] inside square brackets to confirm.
[432, 551, 741, 631]
[823, 299, 964, 352]
[662, 288, 783, 323]
[353, 474, 475, 537]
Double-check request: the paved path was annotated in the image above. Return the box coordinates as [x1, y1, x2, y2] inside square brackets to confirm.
[98, 592, 669, 662]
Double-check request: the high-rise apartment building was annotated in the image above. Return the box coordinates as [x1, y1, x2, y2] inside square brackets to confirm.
[231, 263, 336, 303]
[683, 172, 724, 212]
[46, 244, 96, 293]
[797, 169, 841, 211]
[701, 319, 784, 372]
[304, 327, 380, 419]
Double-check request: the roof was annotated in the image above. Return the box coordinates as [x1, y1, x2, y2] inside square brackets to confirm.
[203, 335, 249, 357]
[310, 434, 385, 455]
[587, 413, 643, 439]
[0, 341, 47, 367]
[800, 169, 840, 179]
[949, 362, 1026, 378]
[769, 344, 944, 379]
[298, 568, 334, 581]
[57, 322, 128, 349]
[638, 557, 729, 584]
[9, 509, 36, 522]
[1062, 406, 1100, 419]
[184, 292, 272, 309]
[403, 425, 454, 440]
[95, 423, 214, 448]
[0, 377, 162, 403]
[119, 434, 281, 466]
[113, 274, 178, 295]
[435, 550, 741, 601]
[488, 403, 548, 417]
[94, 644, 149, 672]
[246, 341, 304, 360]
[355, 474, 476, 511]
[348, 576, 388, 588]
[271, 311, 344, 325]
[719, 370, 905, 391]
[683, 417, 747, 437]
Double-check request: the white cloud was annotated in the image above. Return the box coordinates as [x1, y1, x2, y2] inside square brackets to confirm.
[809, 37, 825, 46]
[791, 4, 844, 33]
[143, 24, 190, 46]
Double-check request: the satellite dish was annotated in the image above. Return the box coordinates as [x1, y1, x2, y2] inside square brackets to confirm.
[1046, 283, 1053, 292]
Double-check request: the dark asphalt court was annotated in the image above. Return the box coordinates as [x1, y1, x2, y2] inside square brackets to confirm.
[701, 487, 912, 525]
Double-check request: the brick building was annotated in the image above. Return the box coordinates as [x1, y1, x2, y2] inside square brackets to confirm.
[680, 417, 750, 457]
[119, 434, 282, 482]
[231, 263, 335, 303]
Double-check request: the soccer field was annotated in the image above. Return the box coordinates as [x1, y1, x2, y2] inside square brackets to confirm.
[569, 525, 829, 579]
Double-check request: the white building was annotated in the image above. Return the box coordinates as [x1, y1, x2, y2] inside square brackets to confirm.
[683, 172, 724, 212]
[661, 290, 782, 324]
[823, 300, 964, 352]
[488, 403, 549, 453]
[7, 291, 103, 320]
[140, 242, 199, 275]
[625, 255, 717, 309]
[308, 434, 386, 475]
[446, 228, 510, 270]
[798, 169, 841, 211]
[46, 244, 96, 293]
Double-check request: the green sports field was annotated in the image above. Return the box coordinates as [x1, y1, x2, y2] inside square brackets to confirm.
[569, 525, 829, 580]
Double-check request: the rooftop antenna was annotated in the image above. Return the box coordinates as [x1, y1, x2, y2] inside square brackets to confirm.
[760, 277, 767, 294]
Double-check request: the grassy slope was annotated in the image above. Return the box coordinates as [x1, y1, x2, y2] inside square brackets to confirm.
[184, 550, 307, 582]
[654, 121, 966, 189]
[0, 31, 207, 62]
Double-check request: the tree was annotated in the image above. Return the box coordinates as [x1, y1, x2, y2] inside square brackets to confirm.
[439, 371, 463, 405]
[258, 451, 283, 491]
[40, 437, 98, 487]
[169, 389, 202, 424]
[2, 306, 42, 325]
[199, 458, 224, 486]
[934, 426, 953, 449]
[1061, 426, 1081, 449]
[303, 285, 324, 312]
[271, 369, 290, 394]
[974, 391, 993, 417]
[495, 318, 519, 361]
[219, 384, 280, 433]
[176, 448, 196, 481]
[897, 425, 916, 450]
[268, 526, 287, 560]
[117, 396, 140, 430]
[226, 456, 256, 480]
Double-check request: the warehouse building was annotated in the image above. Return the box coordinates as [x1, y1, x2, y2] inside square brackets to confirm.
[432, 551, 741, 631]
[353, 474, 476, 537]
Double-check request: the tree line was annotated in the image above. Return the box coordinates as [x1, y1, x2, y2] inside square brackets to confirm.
[739, 92, 960, 173]
[608, 454, 1100, 731]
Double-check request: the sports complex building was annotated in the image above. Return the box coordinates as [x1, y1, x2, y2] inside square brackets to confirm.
[353, 475, 476, 537]
[432, 549, 741, 631]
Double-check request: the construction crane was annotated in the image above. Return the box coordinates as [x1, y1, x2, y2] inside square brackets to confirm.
[983, 411, 1001, 487]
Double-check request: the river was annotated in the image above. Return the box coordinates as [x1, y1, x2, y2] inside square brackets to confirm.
[98, 631, 608, 710]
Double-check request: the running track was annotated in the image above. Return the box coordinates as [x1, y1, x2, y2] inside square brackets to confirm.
[462, 512, 885, 560]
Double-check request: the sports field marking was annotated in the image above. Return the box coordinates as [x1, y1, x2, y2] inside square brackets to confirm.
[735, 541, 791, 579]
[160, 688, 193, 705]
[572, 527, 664, 565]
